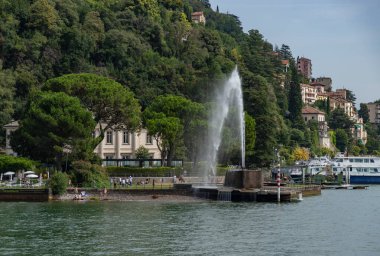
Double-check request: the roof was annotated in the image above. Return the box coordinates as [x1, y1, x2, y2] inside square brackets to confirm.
[302, 106, 325, 115]
[310, 82, 325, 87]
[300, 83, 315, 88]
[191, 12, 204, 16]
[329, 96, 349, 103]
[3, 120, 19, 128]
[281, 60, 289, 65]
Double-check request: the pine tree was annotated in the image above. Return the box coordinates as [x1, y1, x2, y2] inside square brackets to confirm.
[288, 66, 304, 128]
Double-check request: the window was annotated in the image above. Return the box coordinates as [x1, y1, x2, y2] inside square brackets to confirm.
[121, 154, 131, 159]
[146, 134, 153, 144]
[106, 131, 113, 144]
[123, 131, 129, 144]
[105, 154, 114, 159]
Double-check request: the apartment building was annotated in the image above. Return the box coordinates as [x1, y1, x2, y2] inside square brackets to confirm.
[367, 102, 380, 124]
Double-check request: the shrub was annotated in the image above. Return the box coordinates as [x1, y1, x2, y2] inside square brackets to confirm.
[71, 160, 109, 188]
[49, 172, 69, 195]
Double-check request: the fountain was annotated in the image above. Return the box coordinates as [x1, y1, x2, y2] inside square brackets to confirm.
[205, 66, 245, 178]
[182, 67, 302, 202]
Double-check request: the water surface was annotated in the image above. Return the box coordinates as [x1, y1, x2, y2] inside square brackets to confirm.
[1, 186, 380, 256]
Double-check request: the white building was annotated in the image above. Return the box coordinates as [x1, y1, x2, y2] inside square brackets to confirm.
[300, 84, 317, 105]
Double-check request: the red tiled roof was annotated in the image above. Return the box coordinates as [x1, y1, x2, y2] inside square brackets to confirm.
[310, 82, 325, 87]
[302, 106, 325, 115]
[192, 12, 204, 16]
[281, 60, 289, 65]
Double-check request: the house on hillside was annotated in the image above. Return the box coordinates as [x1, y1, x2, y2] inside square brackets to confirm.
[352, 118, 367, 145]
[314, 77, 332, 92]
[281, 59, 289, 73]
[329, 96, 355, 118]
[191, 12, 206, 24]
[302, 106, 332, 149]
[302, 106, 325, 123]
[300, 84, 317, 105]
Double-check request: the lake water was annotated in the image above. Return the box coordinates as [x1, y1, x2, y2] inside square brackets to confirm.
[1, 186, 380, 256]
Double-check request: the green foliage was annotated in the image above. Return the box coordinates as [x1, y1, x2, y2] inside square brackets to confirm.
[43, 73, 141, 133]
[49, 172, 69, 195]
[11, 91, 95, 168]
[135, 146, 150, 159]
[365, 124, 380, 154]
[243, 73, 281, 167]
[313, 99, 329, 115]
[358, 103, 369, 123]
[0, 155, 38, 172]
[328, 108, 354, 131]
[0, 65, 16, 144]
[244, 112, 256, 164]
[345, 89, 356, 107]
[320, 147, 335, 158]
[70, 160, 109, 188]
[288, 66, 304, 128]
[143, 94, 205, 165]
[335, 129, 348, 152]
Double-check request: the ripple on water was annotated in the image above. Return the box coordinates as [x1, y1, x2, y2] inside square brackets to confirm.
[1, 187, 380, 255]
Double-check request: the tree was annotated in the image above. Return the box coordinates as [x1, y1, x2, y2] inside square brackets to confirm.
[335, 129, 348, 152]
[243, 73, 281, 167]
[43, 74, 141, 148]
[143, 94, 205, 166]
[49, 172, 69, 195]
[244, 112, 256, 165]
[346, 89, 356, 106]
[135, 146, 150, 159]
[358, 103, 369, 123]
[28, 0, 62, 36]
[292, 147, 310, 161]
[0, 65, 15, 145]
[279, 44, 293, 61]
[288, 65, 304, 129]
[328, 108, 354, 131]
[11, 91, 96, 169]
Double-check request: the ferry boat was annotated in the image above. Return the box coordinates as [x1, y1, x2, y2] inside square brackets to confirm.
[331, 156, 380, 184]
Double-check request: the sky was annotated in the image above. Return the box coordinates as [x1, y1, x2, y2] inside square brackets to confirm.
[209, 0, 380, 105]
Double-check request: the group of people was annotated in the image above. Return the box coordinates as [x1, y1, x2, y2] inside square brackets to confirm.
[110, 176, 133, 188]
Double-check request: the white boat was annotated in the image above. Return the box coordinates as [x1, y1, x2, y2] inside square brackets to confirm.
[306, 156, 331, 175]
[331, 156, 380, 184]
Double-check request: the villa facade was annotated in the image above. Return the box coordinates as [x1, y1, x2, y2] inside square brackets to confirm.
[3, 121, 161, 160]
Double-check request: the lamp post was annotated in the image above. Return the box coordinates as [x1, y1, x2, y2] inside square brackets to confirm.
[275, 148, 281, 203]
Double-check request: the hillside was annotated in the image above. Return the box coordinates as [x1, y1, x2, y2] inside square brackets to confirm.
[1, 0, 377, 167]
